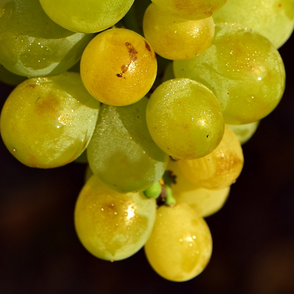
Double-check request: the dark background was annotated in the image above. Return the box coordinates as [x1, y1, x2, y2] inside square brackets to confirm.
[1, 34, 294, 294]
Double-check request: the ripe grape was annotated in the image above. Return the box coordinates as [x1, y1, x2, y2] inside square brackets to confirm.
[75, 175, 157, 261]
[167, 159, 230, 217]
[177, 126, 244, 190]
[0, 0, 93, 77]
[150, 0, 228, 20]
[174, 23, 286, 124]
[87, 97, 168, 193]
[143, 3, 215, 60]
[213, 0, 294, 48]
[146, 78, 224, 160]
[0, 72, 100, 168]
[39, 0, 134, 33]
[80, 28, 157, 106]
[144, 203, 213, 282]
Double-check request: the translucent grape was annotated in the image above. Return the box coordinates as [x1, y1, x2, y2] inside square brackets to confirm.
[173, 23, 286, 124]
[213, 0, 294, 48]
[143, 3, 215, 60]
[39, 0, 134, 33]
[0, 0, 93, 77]
[228, 121, 259, 145]
[87, 97, 168, 193]
[177, 126, 244, 190]
[167, 159, 230, 217]
[151, 0, 228, 20]
[144, 203, 213, 282]
[75, 175, 157, 261]
[80, 28, 157, 106]
[146, 78, 224, 160]
[0, 72, 100, 168]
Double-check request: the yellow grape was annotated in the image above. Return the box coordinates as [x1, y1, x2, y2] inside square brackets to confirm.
[80, 28, 157, 106]
[143, 3, 215, 60]
[151, 0, 228, 20]
[75, 175, 157, 261]
[178, 125, 244, 190]
[144, 203, 213, 282]
[167, 159, 230, 218]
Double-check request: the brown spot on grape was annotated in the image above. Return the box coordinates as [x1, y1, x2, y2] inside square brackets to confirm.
[35, 93, 60, 117]
[145, 41, 151, 52]
[125, 42, 138, 62]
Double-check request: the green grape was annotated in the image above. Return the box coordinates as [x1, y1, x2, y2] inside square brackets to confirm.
[144, 202, 213, 282]
[143, 181, 162, 199]
[173, 23, 286, 124]
[227, 121, 260, 145]
[75, 175, 157, 261]
[177, 126, 244, 190]
[151, 0, 228, 20]
[213, 0, 294, 48]
[80, 28, 157, 106]
[39, 0, 134, 33]
[143, 3, 215, 60]
[0, 72, 100, 168]
[167, 159, 230, 218]
[87, 97, 169, 193]
[0, 64, 26, 86]
[146, 78, 224, 160]
[0, 0, 93, 78]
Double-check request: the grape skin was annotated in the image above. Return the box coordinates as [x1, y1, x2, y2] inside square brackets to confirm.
[75, 175, 157, 261]
[177, 126, 244, 190]
[167, 159, 230, 218]
[39, 0, 135, 33]
[0, 72, 100, 168]
[87, 97, 168, 193]
[144, 203, 213, 282]
[0, 0, 93, 77]
[80, 28, 157, 106]
[173, 23, 286, 124]
[151, 0, 228, 20]
[146, 78, 224, 160]
[143, 3, 215, 60]
[213, 0, 294, 48]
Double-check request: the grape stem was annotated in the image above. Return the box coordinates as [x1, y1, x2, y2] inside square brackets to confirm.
[161, 171, 176, 206]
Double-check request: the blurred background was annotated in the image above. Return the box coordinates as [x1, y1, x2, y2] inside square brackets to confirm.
[1, 34, 294, 294]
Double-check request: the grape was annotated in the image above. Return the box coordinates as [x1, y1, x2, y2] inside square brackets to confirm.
[74, 175, 157, 261]
[167, 159, 230, 217]
[213, 0, 294, 48]
[144, 203, 213, 282]
[150, 0, 228, 20]
[228, 121, 260, 145]
[146, 78, 224, 160]
[0, 72, 100, 168]
[80, 28, 157, 106]
[143, 3, 215, 60]
[173, 23, 286, 124]
[39, 0, 134, 33]
[177, 126, 244, 190]
[0, 0, 93, 77]
[87, 97, 168, 193]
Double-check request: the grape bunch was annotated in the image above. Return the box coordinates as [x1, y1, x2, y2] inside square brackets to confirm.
[0, 0, 293, 283]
